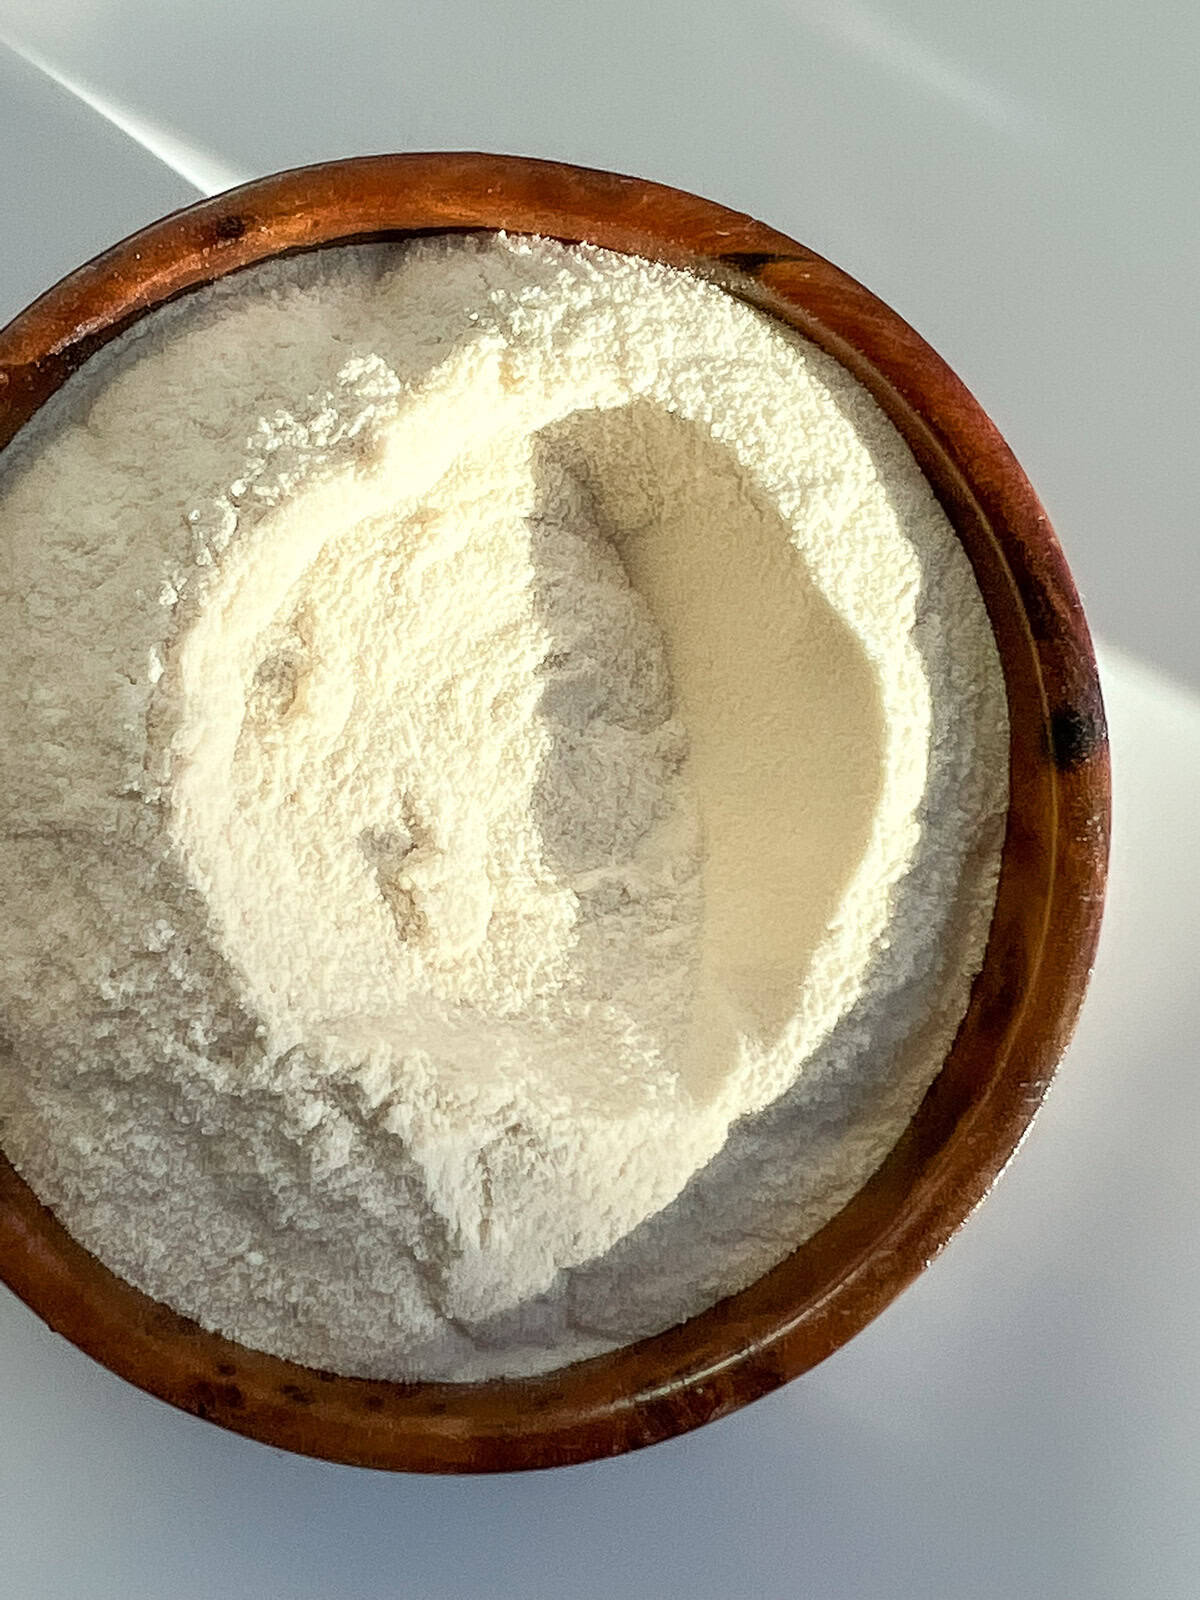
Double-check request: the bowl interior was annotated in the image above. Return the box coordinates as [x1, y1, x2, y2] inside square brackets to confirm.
[0, 153, 1109, 1472]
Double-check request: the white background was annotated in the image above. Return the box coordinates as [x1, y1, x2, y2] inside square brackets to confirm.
[1, 5, 1198, 1595]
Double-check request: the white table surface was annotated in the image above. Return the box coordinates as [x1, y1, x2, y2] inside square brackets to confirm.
[2, 7, 1197, 1595]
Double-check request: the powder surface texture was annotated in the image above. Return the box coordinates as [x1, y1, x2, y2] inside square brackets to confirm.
[0, 235, 1008, 1378]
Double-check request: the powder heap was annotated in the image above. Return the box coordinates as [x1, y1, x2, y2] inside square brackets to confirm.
[0, 235, 1008, 1379]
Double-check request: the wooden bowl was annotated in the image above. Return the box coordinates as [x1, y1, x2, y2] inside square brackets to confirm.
[0, 153, 1109, 1472]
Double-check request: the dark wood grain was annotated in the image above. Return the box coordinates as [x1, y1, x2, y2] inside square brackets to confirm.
[0, 153, 1110, 1473]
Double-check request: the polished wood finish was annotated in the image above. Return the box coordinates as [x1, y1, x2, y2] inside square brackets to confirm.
[0, 154, 1110, 1472]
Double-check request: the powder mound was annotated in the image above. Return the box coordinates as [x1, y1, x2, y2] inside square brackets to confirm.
[0, 234, 1008, 1377]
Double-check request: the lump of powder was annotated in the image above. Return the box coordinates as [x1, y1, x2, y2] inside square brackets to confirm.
[0, 234, 1008, 1379]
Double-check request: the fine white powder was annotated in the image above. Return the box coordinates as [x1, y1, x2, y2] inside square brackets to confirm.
[0, 234, 1007, 1379]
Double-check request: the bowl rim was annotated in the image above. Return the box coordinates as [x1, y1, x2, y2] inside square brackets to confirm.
[0, 151, 1110, 1473]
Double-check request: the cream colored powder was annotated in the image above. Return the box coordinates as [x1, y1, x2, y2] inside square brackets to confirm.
[0, 234, 1007, 1376]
